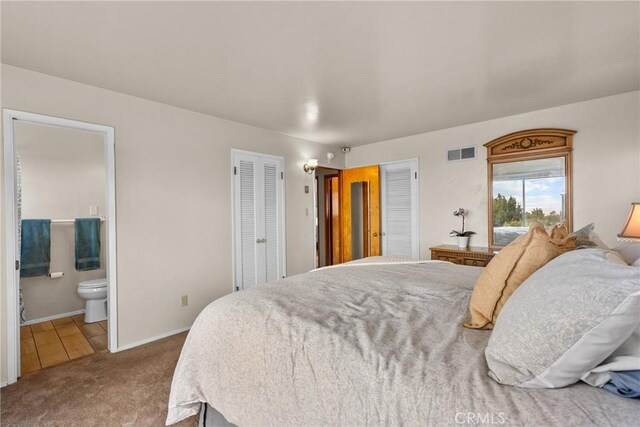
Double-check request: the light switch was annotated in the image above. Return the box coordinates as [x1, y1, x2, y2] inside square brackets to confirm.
[305, 208, 309, 216]
[89, 205, 99, 216]
[304, 185, 310, 194]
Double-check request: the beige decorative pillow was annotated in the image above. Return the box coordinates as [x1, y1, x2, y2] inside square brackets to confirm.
[548, 221, 569, 239]
[464, 221, 577, 330]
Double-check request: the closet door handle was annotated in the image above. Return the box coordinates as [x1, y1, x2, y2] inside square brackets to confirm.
[256, 238, 267, 244]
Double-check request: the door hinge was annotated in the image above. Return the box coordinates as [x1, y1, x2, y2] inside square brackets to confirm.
[415, 172, 417, 179]
[281, 171, 284, 180]
[15, 260, 20, 270]
[233, 166, 237, 175]
[235, 286, 239, 292]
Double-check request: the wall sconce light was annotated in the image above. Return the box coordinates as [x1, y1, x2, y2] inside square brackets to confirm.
[327, 151, 335, 162]
[303, 159, 319, 174]
[618, 202, 640, 241]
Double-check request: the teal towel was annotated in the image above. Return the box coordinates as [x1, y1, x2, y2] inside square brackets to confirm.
[20, 219, 51, 277]
[75, 218, 101, 271]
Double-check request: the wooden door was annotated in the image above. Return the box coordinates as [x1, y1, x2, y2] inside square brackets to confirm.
[322, 174, 342, 266]
[330, 176, 341, 264]
[340, 165, 381, 262]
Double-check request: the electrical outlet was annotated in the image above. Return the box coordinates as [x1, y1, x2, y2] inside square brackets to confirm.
[181, 295, 188, 307]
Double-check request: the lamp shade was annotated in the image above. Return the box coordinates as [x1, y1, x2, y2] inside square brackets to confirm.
[618, 202, 640, 241]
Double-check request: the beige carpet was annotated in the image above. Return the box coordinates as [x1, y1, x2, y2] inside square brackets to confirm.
[1, 332, 198, 427]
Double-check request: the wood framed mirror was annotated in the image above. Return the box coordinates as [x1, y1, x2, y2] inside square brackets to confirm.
[485, 129, 575, 249]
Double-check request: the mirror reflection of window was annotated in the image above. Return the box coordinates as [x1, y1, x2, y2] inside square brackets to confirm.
[492, 157, 566, 245]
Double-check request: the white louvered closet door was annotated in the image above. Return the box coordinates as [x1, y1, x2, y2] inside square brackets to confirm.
[233, 151, 285, 291]
[380, 160, 419, 258]
[261, 159, 282, 283]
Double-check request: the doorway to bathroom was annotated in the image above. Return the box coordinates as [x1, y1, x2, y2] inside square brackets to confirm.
[3, 110, 117, 385]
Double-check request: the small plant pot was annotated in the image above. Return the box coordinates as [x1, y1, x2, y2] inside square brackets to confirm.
[457, 236, 469, 249]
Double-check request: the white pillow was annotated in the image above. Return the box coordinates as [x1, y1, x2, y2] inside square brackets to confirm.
[485, 248, 640, 388]
[606, 250, 629, 266]
[614, 242, 640, 265]
[581, 324, 640, 387]
[581, 249, 640, 388]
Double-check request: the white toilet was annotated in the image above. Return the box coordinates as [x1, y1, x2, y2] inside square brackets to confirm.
[77, 278, 108, 323]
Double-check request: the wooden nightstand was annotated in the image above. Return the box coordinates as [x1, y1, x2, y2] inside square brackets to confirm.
[429, 245, 496, 267]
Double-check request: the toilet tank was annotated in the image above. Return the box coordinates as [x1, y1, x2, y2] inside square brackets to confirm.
[78, 278, 108, 289]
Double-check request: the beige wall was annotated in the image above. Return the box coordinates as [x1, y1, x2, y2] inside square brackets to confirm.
[17, 121, 107, 321]
[1, 64, 345, 383]
[17, 122, 106, 219]
[346, 91, 640, 255]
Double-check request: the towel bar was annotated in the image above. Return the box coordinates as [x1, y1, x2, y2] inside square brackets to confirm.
[47, 217, 106, 224]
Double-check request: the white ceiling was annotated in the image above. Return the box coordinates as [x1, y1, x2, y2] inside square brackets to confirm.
[2, 1, 639, 146]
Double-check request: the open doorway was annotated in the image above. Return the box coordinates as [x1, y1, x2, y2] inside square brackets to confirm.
[313, 161, 419, 267]
[314, 167, 341, 268]
[3, 110, 117, 385]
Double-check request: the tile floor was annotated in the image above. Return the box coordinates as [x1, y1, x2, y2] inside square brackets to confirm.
[20, 314, 108, 375]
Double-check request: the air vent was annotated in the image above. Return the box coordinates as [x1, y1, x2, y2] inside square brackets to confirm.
[447, 146, 476, 162]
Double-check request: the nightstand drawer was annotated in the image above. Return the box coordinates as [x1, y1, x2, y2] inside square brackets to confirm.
[463, 258, 489, 267]
[430, 245, 495, 267]
[435, 255, 462, 264]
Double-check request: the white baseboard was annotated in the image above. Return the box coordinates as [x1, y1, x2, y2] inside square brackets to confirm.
[1, 381, 8, 388]
[115, 326, 191, 352]
[22, 309, 86, 326]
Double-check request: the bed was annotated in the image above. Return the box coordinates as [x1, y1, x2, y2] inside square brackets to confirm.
[167, 257, 640, 426]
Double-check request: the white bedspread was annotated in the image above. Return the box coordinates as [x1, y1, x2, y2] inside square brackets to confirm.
[167, 258, 640, 426]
